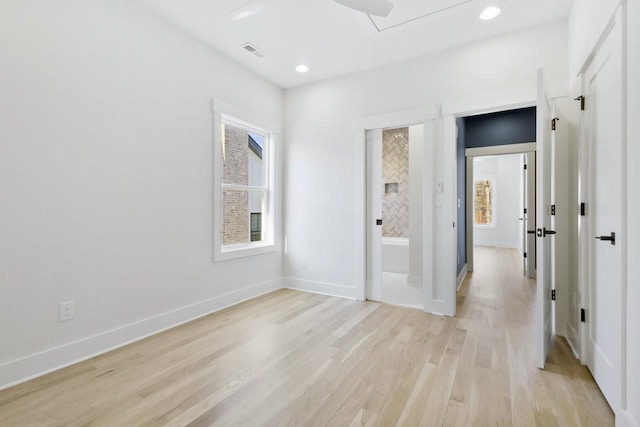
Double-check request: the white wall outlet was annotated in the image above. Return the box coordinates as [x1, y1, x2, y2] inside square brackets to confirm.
[59, 301, 75, 322]
[301, 258, 308, 269]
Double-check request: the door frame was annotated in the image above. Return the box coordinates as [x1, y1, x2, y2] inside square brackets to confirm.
[354, 107, 437, 312]
[464, 143, 537, 273]
[576, 4, 628, 414]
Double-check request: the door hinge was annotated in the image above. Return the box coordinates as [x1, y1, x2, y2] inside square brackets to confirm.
[580, 202, 586, 216]
[581, 308, 586, 323]
[524, 208, 527, 214]
[575, 95, 585, 111]
[524, 163, 527, 170]
[551, 290, 556, 301]
[524, 252, 527, 258]
[551, 204, 556, 216]
[551, 117, 560, 131]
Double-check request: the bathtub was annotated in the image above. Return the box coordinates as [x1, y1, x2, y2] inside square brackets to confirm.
[382, 237, 409, 274]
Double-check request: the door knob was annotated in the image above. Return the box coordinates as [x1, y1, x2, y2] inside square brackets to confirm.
[595, 232, 615, 245]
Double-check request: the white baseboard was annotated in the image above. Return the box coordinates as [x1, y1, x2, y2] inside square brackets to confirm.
[456, 264, 468, 291]
[565, 323, 580, 359]
[0, 278, 282, 391]
[283, 277, 358, 300]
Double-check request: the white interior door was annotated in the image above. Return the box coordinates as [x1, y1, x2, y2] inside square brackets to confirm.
[366, 129, 383, 302]
[583, 18, 623, 411]
[536, 69, 554, 369]
[524, 151, 537, 279]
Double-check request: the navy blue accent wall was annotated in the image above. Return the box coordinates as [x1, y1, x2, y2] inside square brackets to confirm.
[455, 107, 536, 277]
[465, 107, 536, 148]
[456, 118, 466, 275]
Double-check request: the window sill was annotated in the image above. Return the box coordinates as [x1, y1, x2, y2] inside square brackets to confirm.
[214, 241, 277, 262]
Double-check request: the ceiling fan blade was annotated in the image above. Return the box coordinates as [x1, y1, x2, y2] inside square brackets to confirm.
[334, 0, 394, 17]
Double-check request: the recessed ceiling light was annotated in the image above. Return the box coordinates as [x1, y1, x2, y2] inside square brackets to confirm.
[479, 6, 501, 20]
[296, 64, 309, 73]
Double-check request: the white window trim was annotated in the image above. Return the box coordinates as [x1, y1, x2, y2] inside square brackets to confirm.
[473, 175, 497, 229]
[212, 99, 281, 262]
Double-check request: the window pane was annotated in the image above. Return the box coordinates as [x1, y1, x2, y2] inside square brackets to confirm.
[222, 123, 265, 187]
[222, 188, 264, 245]
[474, 179, 493, 225]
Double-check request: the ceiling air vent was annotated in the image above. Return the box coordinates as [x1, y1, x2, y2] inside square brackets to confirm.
[241, 43, 265, 58]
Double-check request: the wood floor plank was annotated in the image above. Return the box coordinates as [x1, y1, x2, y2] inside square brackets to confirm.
[0, 248, 615, 426]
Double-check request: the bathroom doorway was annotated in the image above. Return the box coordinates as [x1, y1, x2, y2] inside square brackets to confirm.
[366, 124, 424, 309]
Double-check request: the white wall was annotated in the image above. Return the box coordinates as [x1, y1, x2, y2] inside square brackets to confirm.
[283, 22, 568, 304]
[569, 1, 639, 425]
[473, 155, 522, 248]
[0, 0, 283, 389]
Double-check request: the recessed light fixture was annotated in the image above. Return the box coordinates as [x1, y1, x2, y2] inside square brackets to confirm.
[295, 64, 309, 73]
[479, 6, 501, 20]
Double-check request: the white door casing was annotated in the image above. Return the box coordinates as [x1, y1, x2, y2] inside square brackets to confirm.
[366, 129, 383, 303]
[525, 151, 537, 279]
[536, 68, 554, 369]
[582, 13, 624, 412]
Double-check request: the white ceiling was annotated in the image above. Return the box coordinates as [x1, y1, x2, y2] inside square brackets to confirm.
[132, 0, 571, 89]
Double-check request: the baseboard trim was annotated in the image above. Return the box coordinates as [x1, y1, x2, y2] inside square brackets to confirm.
[565, 323, 580, 359]
[283, 278, 358, 300]
[0, 278, 282, 391]
[456, 264, 468, 291]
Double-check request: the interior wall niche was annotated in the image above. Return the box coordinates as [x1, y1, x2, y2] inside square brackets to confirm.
[382, 127, 410, 238]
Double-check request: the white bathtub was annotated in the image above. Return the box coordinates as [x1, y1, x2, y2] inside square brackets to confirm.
[382, 237, 409, 274]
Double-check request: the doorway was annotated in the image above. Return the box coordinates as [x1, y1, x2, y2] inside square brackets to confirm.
[366, 125, 424, 309]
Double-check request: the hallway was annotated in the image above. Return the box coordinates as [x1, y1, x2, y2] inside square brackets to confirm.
[457, 246, 613, 425]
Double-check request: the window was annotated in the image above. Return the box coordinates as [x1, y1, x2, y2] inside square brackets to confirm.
[474, 178, 495, 227]
[213, 102, 278, 261]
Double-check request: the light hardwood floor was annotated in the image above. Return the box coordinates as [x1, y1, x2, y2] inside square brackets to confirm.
[0, 247, 613, 426]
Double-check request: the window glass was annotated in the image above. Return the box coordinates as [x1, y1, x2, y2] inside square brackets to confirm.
[474, 179, 494, 225]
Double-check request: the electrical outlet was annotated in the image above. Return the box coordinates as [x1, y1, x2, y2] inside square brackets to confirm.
[301, 258, 308, 269]
[59, 301, 75, 322]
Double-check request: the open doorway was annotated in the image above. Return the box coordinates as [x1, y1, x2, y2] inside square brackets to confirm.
[366, 125, 424, 309]
[472, 153, 525, 259]
[456, 108, 538, 282]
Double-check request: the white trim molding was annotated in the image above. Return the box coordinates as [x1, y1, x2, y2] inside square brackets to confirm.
[353, 106, 438, 314]
[283, 278, 358, 300]
[456, 264, 468, 291]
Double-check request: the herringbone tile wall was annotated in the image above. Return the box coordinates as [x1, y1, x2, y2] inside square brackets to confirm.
[382, 128, 410, 238]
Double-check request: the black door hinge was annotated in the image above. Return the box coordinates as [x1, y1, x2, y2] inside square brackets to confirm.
[524, 252, 527, 258]
[524, 164, 527, 170]
[551, 204, 556, 216]
[551, 117, 560, 131]
[524, 208, 527, 214]
[551, 290, 556, 301]
[575, 95, 585, 111]
[580, 202, 586, 216]
[581, 308, 586, 323]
